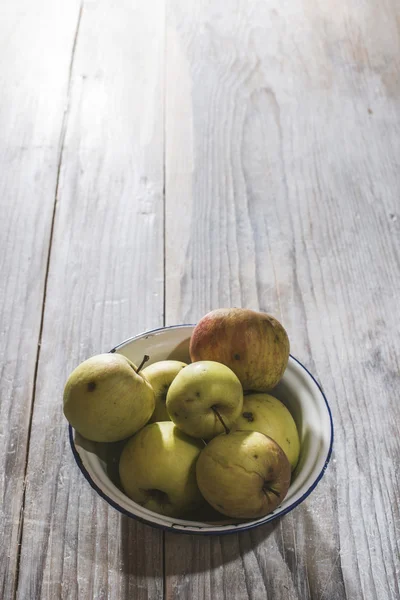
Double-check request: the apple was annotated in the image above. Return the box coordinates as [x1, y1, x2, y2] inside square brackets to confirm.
[196, 430, 291, 519]
[141, 360, 187, 423]
[231, 393, 300, 470]
[119, 421, 204, 517]
[63, 353, 154, 442]
[189, 308, 290, 391]
[166, 361, 243, 440]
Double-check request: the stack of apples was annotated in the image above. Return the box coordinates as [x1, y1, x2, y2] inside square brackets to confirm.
[63, 308, 300, 521]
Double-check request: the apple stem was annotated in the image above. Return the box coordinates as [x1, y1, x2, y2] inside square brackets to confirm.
[212, 406, 230, 435]
[264, 486, 280, 499]
[137, 355, 150, 373]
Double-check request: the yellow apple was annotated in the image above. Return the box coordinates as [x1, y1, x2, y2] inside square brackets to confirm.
[141, 360, 187, 423]
[119, 421, 204, 517]
[63, 353, 155, 442]
[231, 393, 300, 470]
[196, 430, 291, 519]
[166, 361, 243, 440]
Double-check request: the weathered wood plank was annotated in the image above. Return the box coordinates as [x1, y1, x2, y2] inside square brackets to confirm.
[0, 2, 82, 598]
[15, 1, 166, 598]
[165, 0, 400, 598]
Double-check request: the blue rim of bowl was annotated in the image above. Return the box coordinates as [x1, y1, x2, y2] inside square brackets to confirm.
[68, 324, 334, 535]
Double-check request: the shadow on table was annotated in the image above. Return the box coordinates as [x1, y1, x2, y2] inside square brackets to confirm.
[119, 514, 280, 578]
[77, 433, 278, 578]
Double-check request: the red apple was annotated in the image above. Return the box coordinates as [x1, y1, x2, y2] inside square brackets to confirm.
[190, 308, 290, 391]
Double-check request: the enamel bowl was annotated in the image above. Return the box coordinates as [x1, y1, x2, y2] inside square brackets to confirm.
[69, 325, 333, 535]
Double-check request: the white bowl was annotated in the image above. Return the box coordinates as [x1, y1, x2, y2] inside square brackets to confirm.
[69, 325, 333, 535]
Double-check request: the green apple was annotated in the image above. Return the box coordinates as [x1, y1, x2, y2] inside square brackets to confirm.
[141, 360, 187, 423]
[231, 393, 300, 470]
[166, 361, 243, 440]
[119, 421, 204, 517]
[63, 353, 155, 442]
[190, 308, 290, 391]
[196, 430, 291, 519]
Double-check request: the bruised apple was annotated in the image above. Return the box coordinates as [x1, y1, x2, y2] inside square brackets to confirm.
[196, 430, 291, 519]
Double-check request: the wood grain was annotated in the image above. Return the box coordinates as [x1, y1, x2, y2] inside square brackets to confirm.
[1, 0, 399, 598]
[14, 1, 166, 598]
[0, 2, 82, 598]
[165, 0, 400, 598]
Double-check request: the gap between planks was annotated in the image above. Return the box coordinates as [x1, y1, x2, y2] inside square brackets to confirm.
[12, 4, 84, 598]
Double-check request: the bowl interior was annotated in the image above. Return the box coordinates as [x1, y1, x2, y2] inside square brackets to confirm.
[71, 325, 333, 534]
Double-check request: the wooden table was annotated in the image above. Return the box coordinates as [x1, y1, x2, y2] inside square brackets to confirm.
[1, 0, 399, 598]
